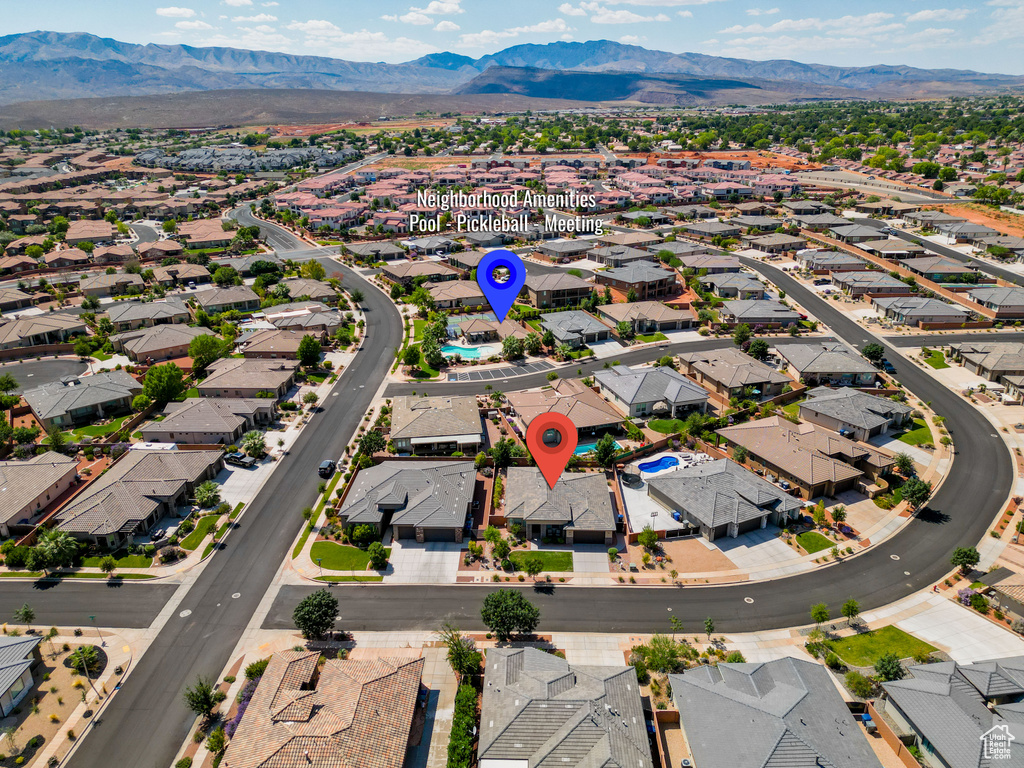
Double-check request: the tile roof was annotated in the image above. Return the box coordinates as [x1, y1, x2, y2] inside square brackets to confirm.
[595, 364, 708, 409]
[678, 347, 791, 390]
[599, 261, 676, 285]
[79, 273, 145, 291]
[240, 329, 312, 356]
[143, 398, 271, 438]
[340, 461, 474, 529]
[22, 370, 142, 422]
[111, 324, 215, 358]
[0, 313, 86, 347]
[390, 396, 483, 442]
[774, 342, 877, 376]
[480, 647, 653, 768]
[525, 273, 594, 292]
[799, 387, 913, 433]
[597, 300, 691, 325]
[105, 299, 189, 325]
[223, 651, 423, 768]
[0, 451, 77, 527]
[195, 285, 259, 308]
[278, 278, 336, 301]
[506, 379, 624, 430]
[505, 468, 616, 532]
[198, 358, 297, 392]
[719, 300, 801, 324]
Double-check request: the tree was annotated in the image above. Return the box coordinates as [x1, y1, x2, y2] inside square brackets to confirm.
[183, 675, 217, 719]
[300, 260, 326, 281]
[812, 501, 827, 528]
[367, 541, 389, 570]
[747, 338, 769, 361]
[437, 622, 481, 677]
[481, 589, 540, 641]
[358, 429, 384, 456]
[811, 602, 830, 627]
[206, 727, 226, 755]
[523, 555, 543, 579]
[12, 603, 34, 629]
[542, 329, 555, 348]
[303, 391, 319, 407]
[733, 445, 749, 463]
[490, 438, 515, 469]
[732, 323, 752, 346]
[241, 430, 266, 458]
[213, 266, 239, 287]
[37, 528, 78, 570]
[638, 525, 659, 551]
[831, 505, 847, 525]
[524, 332, 542, 356]
[502, 335, 525, 361]
[845, 670, 875, 697]
[99, 555, 117, 577]
[293, 588, 339, 640]
[143, 363, 186, 404]
[132, 393, 152, 412]
[862, 343, 885, 363]
[626, 287, 638, 303]
[46, 426, 67, 454]
[670, 616, 683, 640]
[297, 334, 322, 367]
[841, 597, 860, 625]
[951, 546, 980, 574]
[704, 616, 715, 640]
[594, 433, 618, 467]
[187, 334, 224, 374]
[492, 539, 511, 561]
[875, 652, 906, 682]
[194, 480, 220, 508]
[162, 219, 178, 233]
[725, 651, 747, 663]
[901, 477, 932, 509]
[69, 645, 100, 675]
[73, 339, 92, 359]
[894, 452, 915, 476]
[402, 346, 420, 367]
[349, 289, 364, 303]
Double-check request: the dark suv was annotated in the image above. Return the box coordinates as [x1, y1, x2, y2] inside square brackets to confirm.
[225, 452, 257, 468]
[318, 460, 337, 478]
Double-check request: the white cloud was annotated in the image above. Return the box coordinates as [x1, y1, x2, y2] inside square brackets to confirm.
[222, 0, 252, 6]
[721, 12, 902, 36]
[602, 0, 725, 5]
[400, 10, 433, 24]
[381, 14, 398, 21]
[156, 6, 195, 18]
[906, 7, 972, 22]
[974, 0, 1024, 44]
[261, 1, 278, 5]
[619, 34, 642, 43]
[559, 2, 588, 16]
[232, 13, 276, 22]
[282, 19, 437, 59]
[415, 0, 464, 13]
[459, 18, 573, 47]
[591, 8, 670, 22]
[677, 10, 693, 17]
[434, 20, 460, 31]
[746, 7, 780, 16]
[175, 20, 214, 29]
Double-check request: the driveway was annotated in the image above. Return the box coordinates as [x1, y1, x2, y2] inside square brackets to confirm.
[588, 338, 627, 360]
[895, 597, 1024, 663]
[384, 539, 463, 584]
[714, 526, 796, 569]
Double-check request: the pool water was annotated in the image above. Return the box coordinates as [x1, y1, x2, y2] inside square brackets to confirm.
[638, 456, 680, 472]
[441, 344, 499, 360]
[574, 439, 622, 455]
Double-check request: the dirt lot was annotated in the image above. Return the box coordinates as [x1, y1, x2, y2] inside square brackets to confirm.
[935, 203, 1024, 238]
[622, 149, 814, 172]
[621, 537, 736, 574]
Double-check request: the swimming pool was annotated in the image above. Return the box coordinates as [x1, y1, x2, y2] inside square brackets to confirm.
[574, 439, 622, 456]
[441, 344, 499, 360]
[638, 456, 680, 473]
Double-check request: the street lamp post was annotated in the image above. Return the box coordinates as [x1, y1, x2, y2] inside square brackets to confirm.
[317, 558, 323, 578]
[89, 615, 103, 647]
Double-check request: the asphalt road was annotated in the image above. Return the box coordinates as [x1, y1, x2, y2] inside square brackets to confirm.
[58, 250, 404, 768]
[886, 228, 1024, 288]
[129, 222, 160, 246]
[264, 257, 1013, 635]
[0, 358, 87, 391]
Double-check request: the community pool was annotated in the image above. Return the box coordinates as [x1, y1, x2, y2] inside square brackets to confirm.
[637, 455, 680, 473]
[574, 438, 622, 456]
[441, 344, 499, 360]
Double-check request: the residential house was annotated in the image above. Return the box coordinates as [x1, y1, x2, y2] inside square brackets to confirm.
[859, 238, 928, 260]
[598, 231, 663, 249]
[700, 273, 765, 299]
[792, 212, 854, 231]
[744, 233, 807, 253]
[732, 214, 781, 232]
[445, 250, 486, 272]
[522, 274, 594, 309]
[595, 262, 677, 300]
[221, 650, 424, 768]
[23, 370, 142, 430]
[93, 244, 135, 264]
[505, 378, 624, 440]
[54, 449, 224, 547]
[381, 261, 460, 286]
[899, 256, 977, 283]
[596, 301, 693, 333]
[193, 285, 260, 314]
[141, 398, 276, 444]
[196, 358, 297, 399]
[338, 460, 474, 542]
[716, 416, 893, 499]
[685, 221, 742, 239]
[830, 224, 885, 243]
[0, 288, 33, 312]
[65, 219, 113, 245]
[177, 220, 231, 249]
[428, 281, 488, 309]
[345, 241, 406, 261]
[670, 658, 881, 768]
[774, 341, 877, 386]
[136, 240, 184, 260]
[479, 648, 653, 768]
[970, 286, 1024, 318]
[647, 459, 805, 540]
[798, 387, 913, 442]
[873, 296, 973, 325]
[950, 341, 1024, 381]
[717, 299, 801, 327]
[105, 299, 190, 331]
[150, 263, 210, 287]
[677, 253, 742, 273]
[389, 395, 483, 454]
[505, 468, 617, 545]
[539, 310, 611, 349]
[0, 254, 40, 274]
[42, 248, 90, 270]
[239, 329, 318, 359]
[590, 245, 655, 267]
[0, 452, 78, 537]
[797, 251, 866, 273]
[534, 240, 594, 261]
[594, 364, 708, 419]
[0, 636, 43, 718]
[79, 272, 145, 298]
[833, 271, 915, 298]
[0, 314, 86, 350]
[277, 278, 336, 304]
[111, 324, 217, 362]
[678, 347, 791, 400]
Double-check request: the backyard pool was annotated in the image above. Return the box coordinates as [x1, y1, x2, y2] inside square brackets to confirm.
[575, 438, 622, 455]
[441, 344, 499, 360]
[638, 456, 680, 473]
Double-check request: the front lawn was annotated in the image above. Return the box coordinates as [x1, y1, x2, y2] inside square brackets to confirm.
[648, 418, 687, 434]
[922, 349, 949, 369]
[71, 415, 131, 438]
[796, 531, 835, 554]
[316, 575, 384, 582]
[893, 418, 931, 446]
[81, 550, 153, 568]
[310, 541, 391, 571]
[509, 550, 574, 572]
[635, 332, 669, 343]
[413, 318, 427, 341]
[825, 625, 937, 667]
[180, 514, 220, 550]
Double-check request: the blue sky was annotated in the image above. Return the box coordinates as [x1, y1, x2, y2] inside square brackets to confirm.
[7, 0, 1024, 73]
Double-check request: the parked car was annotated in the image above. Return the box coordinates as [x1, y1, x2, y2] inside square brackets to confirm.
[225, 452, 257, 468]
[318, 459, 337, 478]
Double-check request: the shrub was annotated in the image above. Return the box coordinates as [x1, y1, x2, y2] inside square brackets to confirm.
[244, 658, 270, 679]
[447, 684, 478, 768]
[845, 670, 875, 698]
[175, 759, 192, 768]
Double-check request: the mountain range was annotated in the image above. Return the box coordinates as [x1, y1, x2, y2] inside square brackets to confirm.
[0, 31, 1021, 118]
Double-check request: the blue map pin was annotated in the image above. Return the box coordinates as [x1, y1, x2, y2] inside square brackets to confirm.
[477, 249, 526, 323]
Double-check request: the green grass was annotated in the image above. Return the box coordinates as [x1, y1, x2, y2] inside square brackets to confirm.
[310, 541, 391, 571]
[0, 572, 43, 578]
[92, 350, 113, 362]
[291, 472, 343, 558]
[526, 319, 544, 332]
[893, 418, 931, 446]
[184, 387, 199, 399]
[315, 575, 384, 582]
[306, 372, 327, 383]
[413, 319, 427, 341]
[567, 349, 593, 359]
[81, 551, 152, 568]
[796, 531, 835, 554]
[70, 415, 131, 438]
[510, 550, 574, 572]
[971, 581, 988, 590]
[781, 398, 807, 418]
[635, 332, 669, 343]
[648, 418, 686, 434]
[180, 515, 221, 550]
[825, 625, 937, 667]
[230, 502, 244, 520]
[922, 350, 949, 369]
[202, 541, 218, 559]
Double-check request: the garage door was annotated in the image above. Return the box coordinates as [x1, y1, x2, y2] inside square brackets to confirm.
[573, 530, 607, 544]
[422, 527, 457, 542]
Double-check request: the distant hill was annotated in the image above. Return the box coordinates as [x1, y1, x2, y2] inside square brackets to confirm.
[0, 31, 1020, 109]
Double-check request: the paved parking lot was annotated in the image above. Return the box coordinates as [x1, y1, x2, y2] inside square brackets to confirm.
[447, 361, 553, 381]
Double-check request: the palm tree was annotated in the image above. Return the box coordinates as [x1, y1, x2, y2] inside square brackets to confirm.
[38, 529, 79, 570]
[12, 603, 34, 632]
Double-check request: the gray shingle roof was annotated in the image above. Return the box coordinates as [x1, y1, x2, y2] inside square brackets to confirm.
[340, 461, 474, 529]
[22, 370, 142, 422]
[526, 273, 594, 292]
[873, 296, 971, 320]
[505, 468, 616, 532]
[0, 451, 77, 527]
[600, 261, 676, 285]
[389, 396, 482, 442]
[105, 298, 189, 325]
[194, 285, 259, 308]
[970, 286, 1024, 308]
[702, 273, 764, 292]
[774, 342, 876, 376]
[540, 311, 610, 344]
[719, 300, 801, 324]
[0, 635, 40, 700]
[480, 647, 654, 768]
[670, 658, 881, 768]
[799, 387, 913, 433]
[111, 324, 215, 358]
[647, 458, 803, 529]
[143, 398, 271, 438]
[198, 358, 297, 392]
[678, 347, 791, 391]
[597, 301, 691, 326]
[595, 364, 708, 408]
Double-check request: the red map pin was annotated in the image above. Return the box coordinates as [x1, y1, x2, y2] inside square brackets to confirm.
[525, 413, 578, 490]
